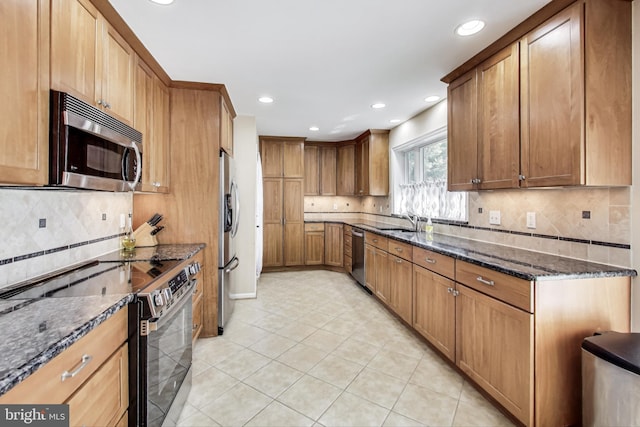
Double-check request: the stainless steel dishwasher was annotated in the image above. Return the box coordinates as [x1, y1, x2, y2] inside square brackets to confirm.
[350, 227, 370, 293]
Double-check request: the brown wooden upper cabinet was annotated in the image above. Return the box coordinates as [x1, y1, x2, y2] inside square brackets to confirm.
[337, 144, 355, 196]
[261, 137, 305, 178]
[51, 0, 135, 125]
[446, 0, 631, 190]
[220, 96, 234, 156]
[304, 144, 337, 196]
[134, 58, 170, 193]
[356, 130, 390, 196]
[0, 0, 50, 186]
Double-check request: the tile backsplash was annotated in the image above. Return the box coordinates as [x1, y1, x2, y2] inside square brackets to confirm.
[305, 186, 632, 267]
[0, 189, 132, 288]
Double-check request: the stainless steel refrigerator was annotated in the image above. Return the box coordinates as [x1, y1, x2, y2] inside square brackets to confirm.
[218, 151, 239, 334]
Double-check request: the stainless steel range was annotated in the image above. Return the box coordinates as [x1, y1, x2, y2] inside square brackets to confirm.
[0, 256, 201, 427]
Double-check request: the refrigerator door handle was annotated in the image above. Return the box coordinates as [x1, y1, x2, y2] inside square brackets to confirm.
[225, 257, 240, 273]
[230, 180, 240, 238]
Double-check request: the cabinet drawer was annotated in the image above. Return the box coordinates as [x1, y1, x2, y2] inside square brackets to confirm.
[413, 247, 455, 279]
[305, 222, 324, 232]
[365, 232, 388, 250]
[456, 260, 533, 312]
[0, 307, 128, 404]
[387, 239, 413, 262]
[66, 343, 128, 427]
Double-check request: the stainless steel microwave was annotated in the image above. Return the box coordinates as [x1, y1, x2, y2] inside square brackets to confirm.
[49, 90, 143, 192]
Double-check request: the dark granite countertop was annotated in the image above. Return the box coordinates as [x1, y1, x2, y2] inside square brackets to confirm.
[97, 243, 205, 263]
[0, 243, 205, 397]
[311, 220, 637, 281]
[0, 294, 132, 396]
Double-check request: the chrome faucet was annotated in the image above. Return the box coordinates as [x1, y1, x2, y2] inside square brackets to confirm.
[404, 212, 420, 232]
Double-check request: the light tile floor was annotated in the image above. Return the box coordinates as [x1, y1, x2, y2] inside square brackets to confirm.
[176, 270, 515, 427]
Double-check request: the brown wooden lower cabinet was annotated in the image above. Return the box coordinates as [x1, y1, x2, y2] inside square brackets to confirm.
[364, 243, 376, 293]
[374, 248, 390, 304]
[0, 308, 129, 426]
[388, 254, 412, 324]
[305, 226, 324, 265]
[413, 265, 456, 362]
[456, 284, 533, 425]
[324, 223, 343, 267]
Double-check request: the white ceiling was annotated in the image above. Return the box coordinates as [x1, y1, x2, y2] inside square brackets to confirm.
[108, 0, 550, 141]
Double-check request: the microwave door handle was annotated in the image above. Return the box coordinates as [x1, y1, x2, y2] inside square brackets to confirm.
[128, 142, 142, 191]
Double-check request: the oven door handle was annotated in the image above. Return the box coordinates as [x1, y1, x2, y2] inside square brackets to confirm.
[142, 283, 194, 336]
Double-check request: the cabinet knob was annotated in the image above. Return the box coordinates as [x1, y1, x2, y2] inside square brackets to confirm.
[519, 174, 526, 181]
[96, 99, 103, 106]
[104, 102, 111, 109]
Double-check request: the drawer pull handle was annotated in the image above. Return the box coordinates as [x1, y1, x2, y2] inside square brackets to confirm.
[373, 239, 378, 243]
[395, 259, 402, 264]
[425, 258, 437, 264]
[395, 247, 403, 252]
[61, 354, 93, 382]
[476, 276, 495, 286]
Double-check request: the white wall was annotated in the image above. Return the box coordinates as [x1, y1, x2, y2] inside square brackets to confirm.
[631, 2, 639, 331]
[231, 116, 259, 298]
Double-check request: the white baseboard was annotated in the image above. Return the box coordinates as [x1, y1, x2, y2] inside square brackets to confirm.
[230, 292, 257, 300]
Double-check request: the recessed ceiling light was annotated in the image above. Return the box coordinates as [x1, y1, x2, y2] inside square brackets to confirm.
[390, 119, 403, 124]
[455, 19, 485, 36]
[424, 95, 441, 103]
[309, 126, 319, 131]
[148, 0, 174, 5]
[258, 96, 274, 104]
[371, 103, 386, 109]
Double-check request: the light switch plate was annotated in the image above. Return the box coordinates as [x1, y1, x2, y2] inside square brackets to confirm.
[489, 210, 501, 225]
[526, 212, 536, 229]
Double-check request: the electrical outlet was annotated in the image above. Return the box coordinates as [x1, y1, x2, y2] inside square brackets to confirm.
[489, 210, 501, 225]
[102, 213, 107, 221]
[119, 213, 126, 228]
[38, 218, 46, 228]
[332, 203, 338, 210]
[379, 206, 383, 213]
[526, 212, 536, 229]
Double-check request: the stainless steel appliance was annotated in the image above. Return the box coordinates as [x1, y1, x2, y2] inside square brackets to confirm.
[0, 257, 201, 427]
[582, 332, 640, 426]
[350, 227, 370, 293]
[50, 90, 143, 192]
[218, 150, 239, 334]
[135, 260, 201, 427]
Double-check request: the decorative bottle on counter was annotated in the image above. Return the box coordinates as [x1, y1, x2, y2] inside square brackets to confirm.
[121, 213, 136, 251]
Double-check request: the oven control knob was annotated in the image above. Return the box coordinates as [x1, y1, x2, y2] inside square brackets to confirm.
[163, 288, 172, 301]
[153, 291, 164, 307]
[189, 263, 201, 275]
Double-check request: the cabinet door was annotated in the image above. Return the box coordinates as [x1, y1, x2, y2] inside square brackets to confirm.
[305, 231, 324, 265]
[337, 144, 355, 195]
[364, 244, 376, 292]
[283, 141, 305, 178]
[456, 284, 533, 426]
[66, 344, 128, 427]
[477, 44, 520, 190]
[355, 140, 369, 196]
[413, 265, 455, 361]
[303, 145, 319, 195]
[447, 69, 477, 191]
[102, 19, 134, 124]
[374, 249, 390, 305]
[320, 146, 337, 195]
[261, 140, 283, 177]
[283, 179, 304, 266]
[520, 3, 582, 187]
[0, 0, 49, 185]
[150, 77, 170, 192]
[262, 178, 283, 267]
[324, 223, 343, 267]
[134, 58, 154, 190]
[220, 96, 233, 156]
[368, 132, 389, 196]
[51, 0, 100, 105]
[389, 255, 412, 324]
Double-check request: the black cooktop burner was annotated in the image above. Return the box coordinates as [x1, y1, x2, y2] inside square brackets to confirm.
[0, 259, 182, 300]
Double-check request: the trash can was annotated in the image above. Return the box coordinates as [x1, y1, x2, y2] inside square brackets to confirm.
[582, 332, 640, 426]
